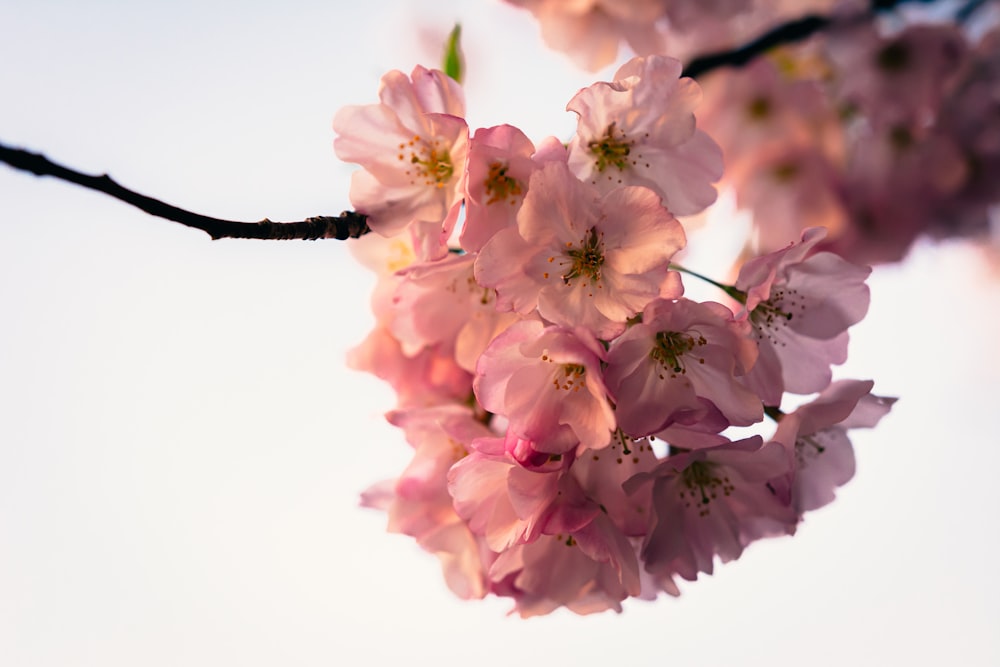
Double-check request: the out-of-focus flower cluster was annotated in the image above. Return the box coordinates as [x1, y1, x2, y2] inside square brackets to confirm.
[504, 0, 843, 70]
[506, 0, 1000, 265]
[335, 55, 892, 616]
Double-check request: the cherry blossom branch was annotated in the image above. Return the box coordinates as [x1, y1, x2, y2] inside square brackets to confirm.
[0, 0, 952, 241]
[0, 142, 370, 241]
[681, 0, 940, 79]
[681, 15, 831, 79]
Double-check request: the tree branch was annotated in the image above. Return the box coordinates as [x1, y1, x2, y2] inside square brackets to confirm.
[0, 142, 370, 241]
[0, 0, 960, 241]
[682, 15, 831, 79]
[681, 0, 941, 79]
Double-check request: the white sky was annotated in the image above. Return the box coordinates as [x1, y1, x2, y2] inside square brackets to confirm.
[1, 1, 998, 665]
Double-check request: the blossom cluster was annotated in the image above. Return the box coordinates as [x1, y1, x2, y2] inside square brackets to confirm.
[699, 19, 1000, 264]
[507, 0, 1000, 265]
[503, 0, 842, 70]
[335, 55, 893, 616]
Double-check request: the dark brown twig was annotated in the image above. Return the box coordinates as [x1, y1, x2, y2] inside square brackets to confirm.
[681, 0, 941, 79]
[682, 15, 831, 79]
[0, 142, 370, 241]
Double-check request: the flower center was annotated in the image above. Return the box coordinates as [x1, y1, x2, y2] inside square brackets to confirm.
[650, 330, 707, 378]
[562, 227, 605, 285]
[750, 286, 804, 343]
[680, 461, 734, 517]
[398, 134, 453, 188]
[551, 363, 586, 393]
[747, 96, 772, 120]
[772, 162, 799, 183]
[587, 122, 635, 172]
[876, 40, 910, 73]
[554, 534, 577, 547]
[483, 161, 523, 204]
[794, 432, 828, 467]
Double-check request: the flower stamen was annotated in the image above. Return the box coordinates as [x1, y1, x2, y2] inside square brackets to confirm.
[680, 461, 734, 517]
[483, 160, 522, 204]
[588, 121, 635, 172]
[399, 135, 454, 188]
[650, 330, 707, 378]
[552, 363, 586, 393]
[562, 227, 605, 286]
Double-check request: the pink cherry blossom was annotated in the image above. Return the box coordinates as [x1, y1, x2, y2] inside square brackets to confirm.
[390, 253, 519, 373]
[503, 0, 668, 71]
[696, 51, 842, 174]
[361, 405, 493, 599]
[605, 298, 762, 437]
[461, 125, 567, 253]
[769, 380, 895, 515]
[566, 55, 723, 216]
[347, 325, 471, 410]
[932, 28, 1000, 237]
[474, 319, 615, 453]
[735, 146, 849, 254]
[625, 435, 795, 582]
[447, 435, 568, 552]
[735, 227, 871, 403]
[831, 124, 967, 265]
[570, 433, 660, 537]
[490, 453, 642, 615]
[691, 48, 851, 252]
[346, 232, 475, 408]
[503, 0, 838, 71]
[826, 23, 967, 130]
[337, 35, 902, 612]
[488, 521, 640, 617]
[334, 66, 469, 255]
[475, 161, 686, 339]
[662, 0, 839, 57]
[450, 435, 644, 615]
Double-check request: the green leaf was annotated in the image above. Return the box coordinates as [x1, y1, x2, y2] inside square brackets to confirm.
[442, 23, 464, 84]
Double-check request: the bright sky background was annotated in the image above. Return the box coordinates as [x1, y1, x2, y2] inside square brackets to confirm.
[1, 1, 999, 665]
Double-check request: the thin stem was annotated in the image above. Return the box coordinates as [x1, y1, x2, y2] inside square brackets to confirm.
[0, 142, 370, 241]
[670, 263, 746, 303]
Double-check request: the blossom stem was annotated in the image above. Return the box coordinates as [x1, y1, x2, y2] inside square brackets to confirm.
[0, 141, 371, 241]
[669, 263, 746, 303]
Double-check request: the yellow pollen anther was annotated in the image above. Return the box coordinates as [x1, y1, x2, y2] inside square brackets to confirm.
[398, 135, 454, 187]
[562, 227, 605, 286]
[650, 330, 707, 377]
[588, 121, 636, 172]
[681, 461, 734, 517]
[552, 363, 586, 392]
[483, 161, 523, 204]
